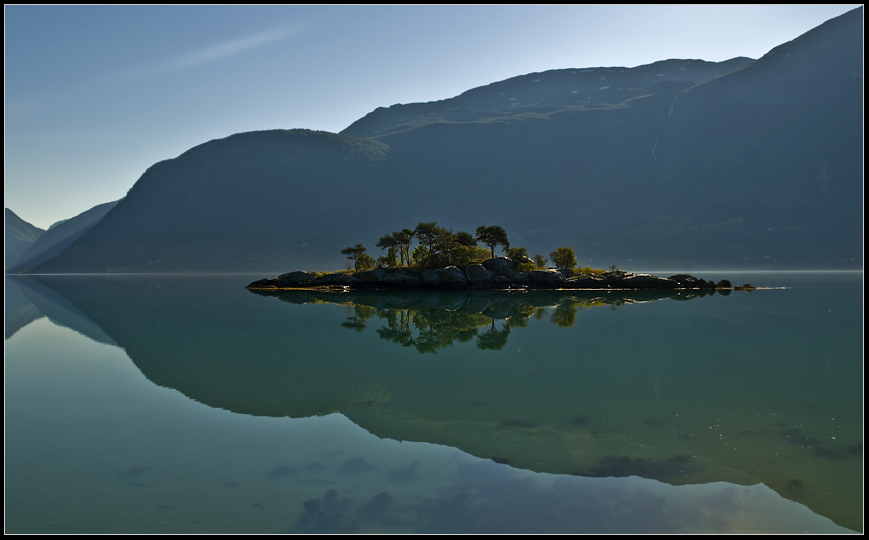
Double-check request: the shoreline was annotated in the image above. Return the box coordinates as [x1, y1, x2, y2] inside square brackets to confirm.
[246, 257, 753, 293]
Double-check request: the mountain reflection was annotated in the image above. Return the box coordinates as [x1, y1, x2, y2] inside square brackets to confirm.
[249, 288, 719, 353]
[8, 275, 863, 532]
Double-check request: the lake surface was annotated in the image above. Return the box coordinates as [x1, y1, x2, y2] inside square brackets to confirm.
[4, 271, 862, 533]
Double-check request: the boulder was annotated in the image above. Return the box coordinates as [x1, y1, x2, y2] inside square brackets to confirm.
[530, 269, 564, 285]
[420, 269, 443, 286]
[422, 266, 469, 286]
[565, 275, 607, 289]
[493, 275, 513, 287]
[667, 274, 717, 289]
[667, 274, 703, 288]
[277, 271, 315, 284]
[482, 257, 514, 276]
[440, 266, 468, 283]
[354, 268, 386, 282]
[330, 273, 363, 285]
[510, 272, 530, 283]
[383, 271, 422, 286]
[465, 264, 494, 283]
[247, 278, 277, 289]
[615, 274, 678, 289]
[601, 271, 627, 284]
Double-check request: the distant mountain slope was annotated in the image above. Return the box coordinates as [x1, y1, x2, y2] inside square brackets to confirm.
[8, 200, 119, 273]
[5, 208, 45, 269]
[342, 57, 754, 139]
[31, 7, 863, 273]
[34, 130, 391, 273]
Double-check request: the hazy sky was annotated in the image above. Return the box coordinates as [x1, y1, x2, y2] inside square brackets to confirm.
[5, 5, 860, 229]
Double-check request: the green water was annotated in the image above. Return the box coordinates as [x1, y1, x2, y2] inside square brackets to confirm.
[4, 272, 862, 533]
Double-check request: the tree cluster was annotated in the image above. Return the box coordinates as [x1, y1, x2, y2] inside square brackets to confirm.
[340, 222, 580, 272]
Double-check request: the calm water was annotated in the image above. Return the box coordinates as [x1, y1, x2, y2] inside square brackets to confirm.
[4, 271, 863, 533]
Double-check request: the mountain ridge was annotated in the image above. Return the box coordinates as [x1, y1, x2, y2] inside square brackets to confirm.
[5, 208, 45, 269]
[341, 57, 756, 140]
[7, 200, 119, 274]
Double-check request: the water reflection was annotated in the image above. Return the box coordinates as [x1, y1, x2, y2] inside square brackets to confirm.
[5, 274, 863, 532]
[250, 288, 725, 353]
[4, 277, 45, 338]
[291, 461, 851, 534]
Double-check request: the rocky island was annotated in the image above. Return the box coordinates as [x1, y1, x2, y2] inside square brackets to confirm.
[248, 224, 754, 293]
[246, 256, 750, 293]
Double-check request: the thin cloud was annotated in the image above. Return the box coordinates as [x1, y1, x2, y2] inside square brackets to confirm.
[6, 23, 300, 117]
[121, 24, 300, 82]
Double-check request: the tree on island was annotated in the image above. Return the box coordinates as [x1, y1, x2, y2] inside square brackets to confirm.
[409, 223, 488, 268]
[550, 247, 577, 269]
[377, 229, 419, 267]
[453, 231, 477, 249]
[375, 234, 400, 268]
[433, 229, 478, 266]
[413, 222, 443, 256]
[505, 246, 531, 261]
[476, 225, 509, 258]
[340, 223, 586, 273]
[394, 229, 415, 266]
[341, 244, 374, 271]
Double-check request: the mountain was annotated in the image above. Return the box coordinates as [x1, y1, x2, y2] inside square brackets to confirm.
[5, 208, 45, 269]
[7, 200, 119, 274]
[30, 7, 863, 273]
[32, 130, 391, 273]
[341, 57, 755, 139]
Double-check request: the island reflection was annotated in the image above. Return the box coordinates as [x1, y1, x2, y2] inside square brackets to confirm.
[249, 288, 722, 353]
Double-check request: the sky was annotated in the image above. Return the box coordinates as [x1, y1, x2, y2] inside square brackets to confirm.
[5, 4, 860, 230]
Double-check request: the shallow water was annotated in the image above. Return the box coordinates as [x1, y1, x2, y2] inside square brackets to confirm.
[4, 271, 862, 533]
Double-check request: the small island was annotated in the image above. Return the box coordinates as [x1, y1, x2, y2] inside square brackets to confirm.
[246, 264, 749, 292]
[246, 222, 753, 293]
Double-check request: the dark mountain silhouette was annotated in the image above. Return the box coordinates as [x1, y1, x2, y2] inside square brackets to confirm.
[33, 130, 391, 273]
[30, 7, 863, 273]
[5, 208, 45, 269]
[7, 200, 119, 274]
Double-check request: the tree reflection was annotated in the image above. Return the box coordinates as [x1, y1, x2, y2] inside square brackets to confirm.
[476, 320, 510, 350]
[341, 304, 376, 332]
[376, 309, 490, 354]
[549, 301, 578, 328]
[250, 289, 712, 354]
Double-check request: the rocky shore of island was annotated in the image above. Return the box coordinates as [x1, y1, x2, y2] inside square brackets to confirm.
[246, 257, 752, 292]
